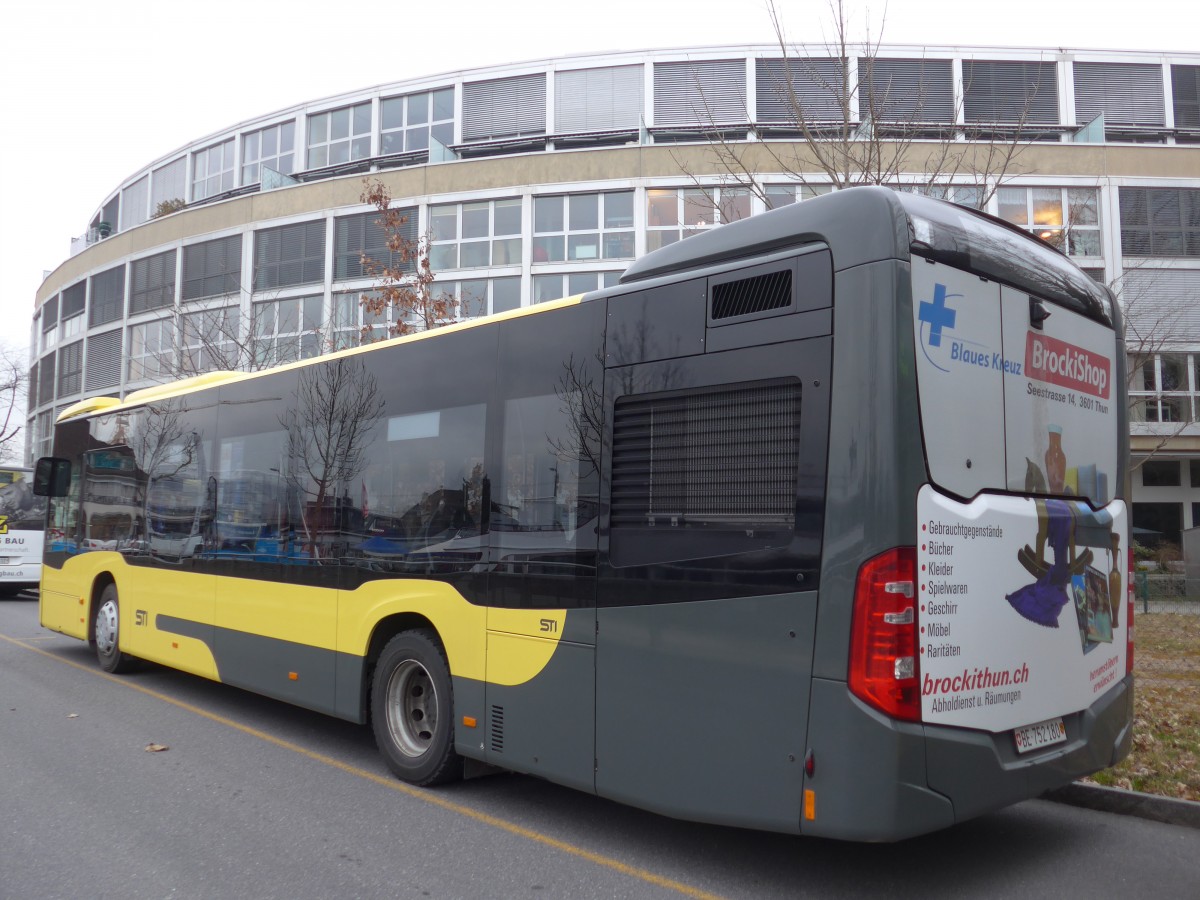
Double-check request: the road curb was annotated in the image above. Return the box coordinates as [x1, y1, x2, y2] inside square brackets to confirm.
[1044, 782, 1200, 829]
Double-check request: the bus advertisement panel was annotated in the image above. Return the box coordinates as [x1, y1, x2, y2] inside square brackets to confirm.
[912, 261, 1129, 739]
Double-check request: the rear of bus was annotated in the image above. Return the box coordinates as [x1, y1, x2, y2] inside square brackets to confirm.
[805, 189, 1132, 840]
[0, 466, 46, 595]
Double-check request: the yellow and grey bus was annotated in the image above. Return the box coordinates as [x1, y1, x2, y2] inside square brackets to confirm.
[35, 187, 1133, 841]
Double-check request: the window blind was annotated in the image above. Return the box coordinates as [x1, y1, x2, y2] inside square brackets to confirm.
[654, 59, 748, 126]
[462, 73, 547, 141]
[756, 57, 846, 122]
[963, 60, 1058, 124]
[859, 57, 953, 122]
[1074, 62, 1165, 127]
[555, 64, 644, 133]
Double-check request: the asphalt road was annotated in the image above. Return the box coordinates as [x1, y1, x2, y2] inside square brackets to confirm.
[3, 593, 1198, 900]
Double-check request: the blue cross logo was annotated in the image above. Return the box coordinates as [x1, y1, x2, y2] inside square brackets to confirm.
[918, 283, 957, 347]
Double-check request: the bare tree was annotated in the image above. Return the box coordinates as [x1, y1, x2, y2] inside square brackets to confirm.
[360, 177, 452, 338]
[675, 0, 1041, 212]
[283, 356, 384, 557]
[0, 342, 28, 463]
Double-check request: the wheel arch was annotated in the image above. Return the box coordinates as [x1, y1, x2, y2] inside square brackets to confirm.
[362, 612, 441, 716]
[86, 572, 117, 646]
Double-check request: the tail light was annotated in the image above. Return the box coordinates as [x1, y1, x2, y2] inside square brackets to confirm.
[849, 547, 920, 722]
[1127, 546, 1135, 676]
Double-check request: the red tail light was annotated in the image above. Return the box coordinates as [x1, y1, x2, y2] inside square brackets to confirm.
[1127, 547, 1135, 676]
[849, 547, 920, 722]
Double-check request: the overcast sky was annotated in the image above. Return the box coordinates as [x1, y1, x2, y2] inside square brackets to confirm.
[0, 0, 1192, 364]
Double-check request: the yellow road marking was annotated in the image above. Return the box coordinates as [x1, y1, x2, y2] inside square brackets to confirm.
[0, 632, 724, 900]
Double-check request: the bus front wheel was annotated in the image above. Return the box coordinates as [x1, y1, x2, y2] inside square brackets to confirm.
[94, 584, 138, 674]
[371, 630, 462, 786]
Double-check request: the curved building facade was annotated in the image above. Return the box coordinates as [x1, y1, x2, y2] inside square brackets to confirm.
[29, 44, 1200, 540]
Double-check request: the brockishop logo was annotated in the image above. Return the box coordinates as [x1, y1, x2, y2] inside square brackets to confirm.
[1024, 333, 1110, 399]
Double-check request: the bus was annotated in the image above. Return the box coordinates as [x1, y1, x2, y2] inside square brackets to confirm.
[0, 465, 47, 594]
[34, 187, 1133, 841]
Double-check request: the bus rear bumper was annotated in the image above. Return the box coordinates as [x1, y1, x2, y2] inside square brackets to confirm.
[801, 674, 1133, 841]
[923, 673, 1134, 825]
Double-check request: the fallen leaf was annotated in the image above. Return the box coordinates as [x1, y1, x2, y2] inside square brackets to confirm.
[144, 743, 169, 752]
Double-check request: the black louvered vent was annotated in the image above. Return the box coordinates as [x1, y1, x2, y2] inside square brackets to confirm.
[611, 380, 801, 529]
[711, 269, 793, 321]
[490, 705, 504, 753]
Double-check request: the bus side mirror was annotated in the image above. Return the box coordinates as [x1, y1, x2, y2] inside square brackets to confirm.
[33, 458, 71, 497]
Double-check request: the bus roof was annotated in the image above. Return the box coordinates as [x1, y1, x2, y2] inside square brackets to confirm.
[57, 295, 585, 421]
[620, 186, 1113, 327]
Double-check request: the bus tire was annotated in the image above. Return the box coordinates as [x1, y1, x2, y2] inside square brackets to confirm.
[94, 583, 138, 674]
[371, 630, 462, 786]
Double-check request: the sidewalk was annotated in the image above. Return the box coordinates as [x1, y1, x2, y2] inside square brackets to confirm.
[1046, 782, 1200, 829]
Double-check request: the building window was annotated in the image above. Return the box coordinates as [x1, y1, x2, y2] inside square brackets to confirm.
[555, 65, 644, 134]
[429, 199, 522, 270]
[1119, 188, 1200, 258]
[129, 250, 177, 315]
[533, 272, 621, 303]
[61, 281, 85, 316]
[192, 138, 236, 202]
[89, 265, 126, 328]
[859, 57, 954, 124]
[434, 277, 522, 318]
[307, 103, 371, 169]
[756, 57, 846, 124]
[40, 295, 59, 351]
[57, 341, 83, 398]
[1132, 502, 1182, 547]
[151, 157, 187, 212]
[1173, 65, 1200, 130]
[38, 357, 56, 407]
[462, 74, 546, 141]
[653, 59, 747, 127]
[381, 89, 454, 154]
[1130, 352, 1196, 423]
[254, 221, 326, 290]
[764, 184, 833, 209]
[242, 121, 296, 185]
[35, 410, 54, 461]
[646, 187, 752, 252]
[128, 318, 175, 383]
[183, 235, 242, 301]
[962, 60, 1059, 125]
[253, 296, 323, 367]
[85, 329, 123, 391]
[181, 307, 239, 373]
[334, 208, 417, 281]
[996, 187, 1101, 257]
[533, 191, 634, 263]
[1142, 460, 1182, 487]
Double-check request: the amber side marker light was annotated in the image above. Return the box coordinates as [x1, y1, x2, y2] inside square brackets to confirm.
[804, 789, 816, 821]
[848, 547, 920, 722]
[463, 716, 477, 728]
[288, 672, 299, 681]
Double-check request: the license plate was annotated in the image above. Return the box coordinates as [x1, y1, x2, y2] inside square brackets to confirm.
[1013, 717, 1067, 754]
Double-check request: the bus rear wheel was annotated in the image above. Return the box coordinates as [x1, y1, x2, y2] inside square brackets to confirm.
[371, 630, 462, 786]
[94, 584, 138, 674]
